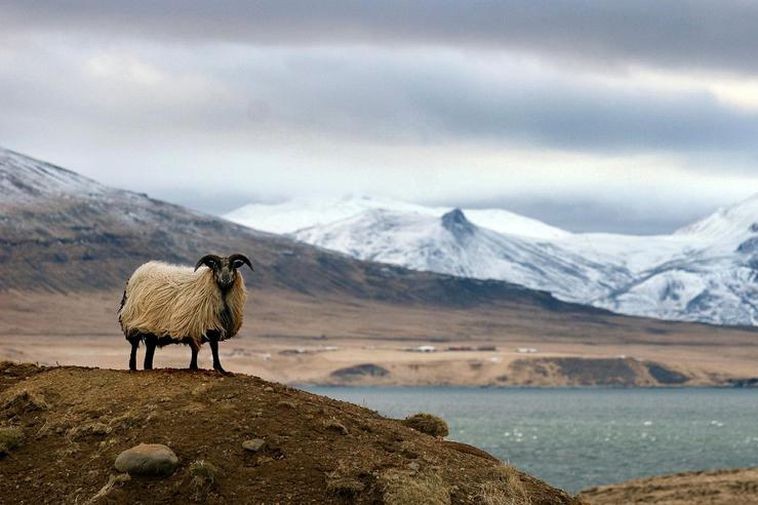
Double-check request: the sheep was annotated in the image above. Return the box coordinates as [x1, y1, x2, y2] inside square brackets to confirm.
[118, 253, 254, 373]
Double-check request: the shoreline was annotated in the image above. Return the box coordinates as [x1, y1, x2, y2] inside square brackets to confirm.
[301, 382, 758, 389]
[1, 334, 756, 389]
[579, 467, 758, 504]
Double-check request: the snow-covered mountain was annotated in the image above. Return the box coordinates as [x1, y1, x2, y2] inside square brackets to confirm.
[225, 195, 569, 240]
[0, 148, 109, 206]
[4, 147, 576, 311]
[225, 194, 758, 326]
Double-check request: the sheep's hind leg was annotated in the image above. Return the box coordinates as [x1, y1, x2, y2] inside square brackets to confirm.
[189, 341, 199, 371]
[144, 334, 157, 370]
[127, 334, 141, 371]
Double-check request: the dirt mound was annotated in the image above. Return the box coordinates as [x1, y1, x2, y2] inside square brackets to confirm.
[0, 362, 581, 504]
[579, 468, 758, 505]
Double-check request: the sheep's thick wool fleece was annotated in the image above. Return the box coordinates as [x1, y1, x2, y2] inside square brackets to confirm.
[119, 261, 246, 343]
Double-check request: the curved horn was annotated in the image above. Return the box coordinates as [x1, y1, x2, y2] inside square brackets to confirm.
[194, 254, 221, 272]
[229, 253, 254, 272]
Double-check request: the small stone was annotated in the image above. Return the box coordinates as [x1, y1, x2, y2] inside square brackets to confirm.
[408, 461, 420, 472]
[114, 443, 178, 477]
[264, 386, 274, 393]
[242, 438, 266, 452]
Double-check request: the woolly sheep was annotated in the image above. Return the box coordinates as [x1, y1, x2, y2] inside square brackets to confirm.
[118, 253, 254, 373]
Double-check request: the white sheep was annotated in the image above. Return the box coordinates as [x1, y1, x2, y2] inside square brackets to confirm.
[118, 253, 253, 373]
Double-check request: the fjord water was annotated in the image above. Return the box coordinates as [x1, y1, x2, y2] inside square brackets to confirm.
[308, 387, 758, 492]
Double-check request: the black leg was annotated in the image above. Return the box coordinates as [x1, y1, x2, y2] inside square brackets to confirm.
[128, 335, 140, 371]
[189, 342, 199, 370]
[209, 337, 226, 374]
[144, 334, 157, 370]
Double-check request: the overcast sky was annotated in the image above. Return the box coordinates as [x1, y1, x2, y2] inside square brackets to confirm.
[2, 1, 758, 233]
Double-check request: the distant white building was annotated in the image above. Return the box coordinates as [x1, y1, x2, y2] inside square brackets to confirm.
[516, 347, 538, 354]
[409, 345, 437, 353]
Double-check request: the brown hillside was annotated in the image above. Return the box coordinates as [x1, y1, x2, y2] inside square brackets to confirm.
[0, 362, 582, 504]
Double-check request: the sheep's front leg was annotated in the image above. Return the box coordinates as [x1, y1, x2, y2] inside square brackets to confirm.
[189, 341, 200, 371]
[143, 334, 157, 370]
[208, 333, 227, 374]
[127, 334, 140, 371]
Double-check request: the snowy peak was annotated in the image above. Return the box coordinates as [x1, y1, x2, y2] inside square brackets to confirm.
[674, 193, 758, 244]
[224, 194, 434, 235]
[441, 208, 476, 240]
[0, 148, 108, 206]
[224, 194, 571, 239]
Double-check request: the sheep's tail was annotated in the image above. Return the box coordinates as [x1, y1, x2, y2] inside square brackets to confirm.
[117, 282, 128, 314]
[117, 282, 129, 340]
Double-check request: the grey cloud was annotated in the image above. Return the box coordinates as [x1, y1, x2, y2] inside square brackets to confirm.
[2, 44, 758, 161]
[2, 1, 758, 75]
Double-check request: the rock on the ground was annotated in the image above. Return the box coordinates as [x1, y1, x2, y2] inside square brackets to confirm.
[242, 438, 266, 452]
[114, 443, 178, 477]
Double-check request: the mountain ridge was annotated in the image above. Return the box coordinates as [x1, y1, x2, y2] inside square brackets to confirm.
[0, 146, 600, 316]
[226, 193, 758, 326]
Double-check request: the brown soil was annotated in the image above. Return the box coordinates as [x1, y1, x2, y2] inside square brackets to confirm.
[579, 468, 758, 505]
[0, 362, 582, 505]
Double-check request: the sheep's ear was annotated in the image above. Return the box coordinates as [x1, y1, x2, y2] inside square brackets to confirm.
[195, 254, 221, 272]
[229, 253, 254, 272]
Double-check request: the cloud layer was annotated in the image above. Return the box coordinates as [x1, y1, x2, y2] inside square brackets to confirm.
[1, 1, 757, 232]
[5, 1, 758, 74]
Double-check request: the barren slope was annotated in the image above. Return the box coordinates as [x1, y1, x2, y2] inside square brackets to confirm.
[0, 362, 581, 504]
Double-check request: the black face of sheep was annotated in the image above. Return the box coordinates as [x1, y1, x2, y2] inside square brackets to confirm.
[195, 253, 254, 291]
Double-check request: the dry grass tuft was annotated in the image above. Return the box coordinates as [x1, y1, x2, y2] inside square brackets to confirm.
[1, 389, 49, 414]
[379, 468, 451, 505]
[85, 473, 130, 504]
[189, 459, 220, 485]
[0, 427, 24, 456]
[324, 418, 349, 435]
[326, 467, 365, 498]
[474, 465, 531, 505]
[189, 459, 220, 501]
[325, 461, 369, 499]
[402, 413, 449, 438]
[67, 422, 112, 441]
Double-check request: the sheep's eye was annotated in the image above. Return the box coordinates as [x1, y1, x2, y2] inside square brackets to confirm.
[232, 259, 244, 269]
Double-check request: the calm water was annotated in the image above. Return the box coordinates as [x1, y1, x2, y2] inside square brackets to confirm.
[306, 387, 758, 493]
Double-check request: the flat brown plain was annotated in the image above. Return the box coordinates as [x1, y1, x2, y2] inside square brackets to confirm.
[2, 288, 756, 386]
